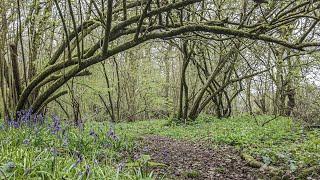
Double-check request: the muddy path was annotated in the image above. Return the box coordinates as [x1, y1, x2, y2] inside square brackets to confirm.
[134, 136, 269, 180]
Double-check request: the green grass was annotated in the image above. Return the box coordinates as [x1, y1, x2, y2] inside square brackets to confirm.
[116, 115, 320, 172]
[0, 120, 150, 179]
[0, 115, 319, 179]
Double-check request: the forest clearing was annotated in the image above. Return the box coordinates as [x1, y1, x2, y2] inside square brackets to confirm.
[1, 0, 320, 179]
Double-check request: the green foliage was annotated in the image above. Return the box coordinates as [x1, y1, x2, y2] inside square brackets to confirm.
[1, 115, 319, 179]
[116, 115, 320, 173]
[126, 154, 165, 179]
[0, 120, 146, 179]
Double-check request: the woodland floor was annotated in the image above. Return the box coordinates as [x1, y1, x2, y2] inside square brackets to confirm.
[135, 135, 269, 179]
[1, 116, 319, 179]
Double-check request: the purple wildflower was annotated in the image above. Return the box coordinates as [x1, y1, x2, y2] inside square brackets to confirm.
[12, 121, 20, 128]
[23, 139, 30, 145]
[89, 129, 95, 136]
[5, 162, 16, 172]
[17, 109, 33, 125]
[89, 129, 99, 141]
[32, 115, 38, 125]
[74, 151, 83, 161]
[70, 156, 83, 169]
[117, 162, 125, 172]
[77, 120, 84, 131]
[84, 165, 90, 177]
[6, 118, 12, 127]
[38, 114, 44, 124]
[33, 113, 44, 125]
[51, 115, 61, 134]
[106, 127, 119, 141]
[2, 111, 46, 130]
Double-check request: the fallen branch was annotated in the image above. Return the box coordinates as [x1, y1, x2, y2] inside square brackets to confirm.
[240, 152, 281, 176]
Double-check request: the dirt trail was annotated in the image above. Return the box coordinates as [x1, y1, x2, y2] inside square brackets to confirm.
[135, 136, 268, 179]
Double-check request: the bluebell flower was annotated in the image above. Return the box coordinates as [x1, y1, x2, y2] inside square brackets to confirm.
[70, 156, 82, 169]
[70, 151, 84, 169]
[37, 114, 44, 124]
[6, 118, 19, 128]
[51, 115, 61, 134]
[12, 121, 20, 128]
[17, 109, 32, 125]
[33, 113, 44, 125]
[77, 120, 84, 131]
[117, 162, 125, 172]
[89, 129, 95, 136]
[74, 151, 83, 160]
[5, 161, 16, 172]
[84, 165, 91, 177]
[106, 127, 119, 141]
[23, 139, 30, 145]
[6, 119, 12, 127]
[89, 129, 99, 141]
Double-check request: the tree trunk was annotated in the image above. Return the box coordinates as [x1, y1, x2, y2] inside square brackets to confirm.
[10, 44, 21, 108]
